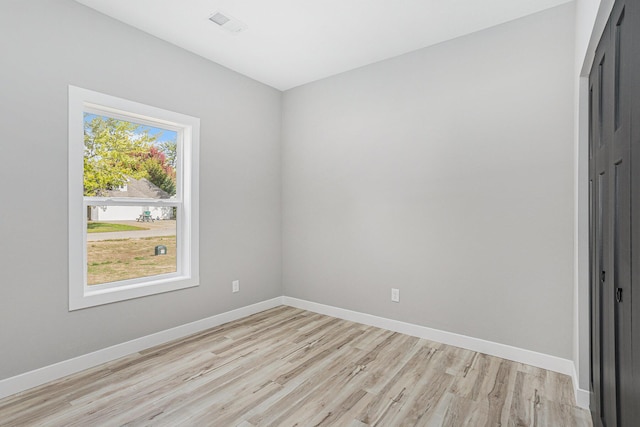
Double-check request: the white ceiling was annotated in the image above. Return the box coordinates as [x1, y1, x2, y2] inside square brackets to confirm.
[74, 0, 572, 91]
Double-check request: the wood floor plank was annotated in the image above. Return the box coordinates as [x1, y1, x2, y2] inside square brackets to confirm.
[441, 394, 495, 427]
[281, 333, 412, 426]
[247, 344, 368, 426]
[374, 346, 455, 426]
[0, 306, 591, 427]
[355, 343, 440, 425]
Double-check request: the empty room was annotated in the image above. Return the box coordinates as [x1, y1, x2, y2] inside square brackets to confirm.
[0, 0, 638, 425]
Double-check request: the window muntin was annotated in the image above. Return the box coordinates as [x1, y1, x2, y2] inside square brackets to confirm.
[69, 86, 199, 310]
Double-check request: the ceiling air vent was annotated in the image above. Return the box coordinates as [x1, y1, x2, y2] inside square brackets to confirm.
[209, 11, 247, 34]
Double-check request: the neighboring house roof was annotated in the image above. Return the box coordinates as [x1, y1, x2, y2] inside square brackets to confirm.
[101, 177, 171, 199]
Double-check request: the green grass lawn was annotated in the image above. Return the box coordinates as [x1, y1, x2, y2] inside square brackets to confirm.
[87, 235, 177, 285]
[87, 222, 149, 233]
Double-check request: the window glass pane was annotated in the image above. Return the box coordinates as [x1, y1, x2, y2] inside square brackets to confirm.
[86, 206, 177, 286]
[83, 113, 178, 198]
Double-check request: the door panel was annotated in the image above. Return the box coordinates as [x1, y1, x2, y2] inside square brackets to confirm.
[610, 2, 634, 425]
[590, 21, 616, 427]
[628, 0, 640, 422]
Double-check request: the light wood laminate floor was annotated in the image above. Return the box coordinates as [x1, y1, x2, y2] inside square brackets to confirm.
[0, 306, 591, 426]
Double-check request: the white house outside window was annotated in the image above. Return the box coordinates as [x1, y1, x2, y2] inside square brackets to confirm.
[68, 86, 199, 310]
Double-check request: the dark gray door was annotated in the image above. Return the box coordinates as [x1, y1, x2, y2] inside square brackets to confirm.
[589, 0, 637, 425]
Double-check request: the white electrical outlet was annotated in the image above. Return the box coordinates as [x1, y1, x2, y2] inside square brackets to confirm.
[232, 280, 240, 293]
[391, 288, 400, 302]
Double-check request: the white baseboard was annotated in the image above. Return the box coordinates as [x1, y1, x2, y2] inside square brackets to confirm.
[283, 296, 576, 378]
[575, 388, 590, 409]
[1, 295, 590, 412]
[572, 364, 591, 409]
[0, 297, 283, 400]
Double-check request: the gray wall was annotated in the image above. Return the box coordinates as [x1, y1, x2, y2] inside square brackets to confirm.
[282, 3, 576, 358]
[0, 0, 282, 380]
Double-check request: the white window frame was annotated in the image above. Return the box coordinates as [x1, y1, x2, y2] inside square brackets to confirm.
[68, 85, 199, 310]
